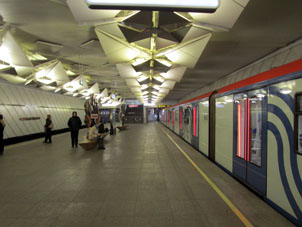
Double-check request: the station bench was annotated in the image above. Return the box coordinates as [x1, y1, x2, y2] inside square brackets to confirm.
[79, 132, 108, 150]
[117, 125, 129, 130]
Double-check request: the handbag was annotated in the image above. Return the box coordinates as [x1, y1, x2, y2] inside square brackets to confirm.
[49, 122, 54, 129]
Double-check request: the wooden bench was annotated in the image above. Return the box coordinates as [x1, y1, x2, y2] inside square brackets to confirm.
[79, 133, 108, 150]
[117, 125, 128, 130]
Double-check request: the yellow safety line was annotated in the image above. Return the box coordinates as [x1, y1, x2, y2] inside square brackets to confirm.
[161, 128, 253, 227]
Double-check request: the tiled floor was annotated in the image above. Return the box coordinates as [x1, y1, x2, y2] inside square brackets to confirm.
[0, 123, 293, 226]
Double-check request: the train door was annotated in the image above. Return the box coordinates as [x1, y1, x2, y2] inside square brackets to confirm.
[179, 106, 184, 137]
[209, 91, 217, 162]
[233, 89, 268, 195]
[191, 102, 199, 149]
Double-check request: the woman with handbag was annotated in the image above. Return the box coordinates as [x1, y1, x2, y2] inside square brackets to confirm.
[0, 114, 6, 155]
[44, 115, 53, 144]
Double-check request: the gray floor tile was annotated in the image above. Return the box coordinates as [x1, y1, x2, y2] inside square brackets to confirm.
[59, 202, 102, 218]
[73, 189, 109, 202]
[92, 216, 134, 227]
[98, 200, 136, 217]
[133, 216, 174, 227]
[135, 200, 172, 217]
[0, 124, 293, 227]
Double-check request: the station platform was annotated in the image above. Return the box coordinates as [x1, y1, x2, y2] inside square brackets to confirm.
[0, 123, 293, 227]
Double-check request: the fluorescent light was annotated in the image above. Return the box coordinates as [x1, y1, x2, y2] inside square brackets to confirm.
[81, 39, 98, 47]
[153, 76, 165, 83]
[37, 76, 53, 85]
[141, 84, 149, 90]
[73, 93, 78, 97]
[156, 59, 172, 67]
[55, 88, 62, 92]
[256, 93, 265, 98]
[66, 70, 76, 75]
[86, 0, 220, 13]
[132, 58, 148, 67]
[280, 88, 292, 94]
[137, 74, 148, 82]
[0, 62, 10, 70]
[36, 40, 63, 48]
[28, 53, 47, 61]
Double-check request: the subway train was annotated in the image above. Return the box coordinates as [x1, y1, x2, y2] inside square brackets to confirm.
[160, 60, 302, 226]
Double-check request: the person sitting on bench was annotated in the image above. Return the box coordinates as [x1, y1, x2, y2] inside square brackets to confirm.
[88, 122, 106, 150]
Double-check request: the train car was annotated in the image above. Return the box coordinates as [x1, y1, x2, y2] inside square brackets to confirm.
[160, 59, 302, 225]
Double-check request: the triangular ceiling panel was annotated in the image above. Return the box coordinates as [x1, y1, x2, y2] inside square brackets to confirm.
[116, 63, 139, 79]
[0, 74, 27, 84]
[100, 88, 109, 97]
[89, 83, 100, 94]
[189, 0, 248, 30]
[66, 0, 120, 25]
[133, 60, 170, 73]
[0, 67, 18, 75]
[161, 80, 176, 89]
[157, 31, 179, 43]
[179, 26, 211, 43]
[162, 66, 187, 82]
[134, 38, 151, 49]
[96, 30, 140, 63]
[158, 12, 190, 30]
[0, 32, 33, 67]
[131, 87, 141, 93]
[126, 79, 140, 87]
[45, 61, 69, 86]
[14, 66, 33, 77]
[170, 26, 192, 43]
[122, 11, 153, 30]
[119, 25, 152, 43]
[163, 34, 212, 68]
[96, 23, 125, 40]
[156, 37, 177, 50]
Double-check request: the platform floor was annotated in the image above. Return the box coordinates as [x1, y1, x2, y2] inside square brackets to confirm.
[0, 123, 293, 227]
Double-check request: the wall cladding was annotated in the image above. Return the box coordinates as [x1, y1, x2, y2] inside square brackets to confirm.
[180, 39, 302, 102]
[0, 81, 85, 139]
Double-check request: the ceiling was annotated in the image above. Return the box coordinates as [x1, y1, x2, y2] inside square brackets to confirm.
[0, 0, 301, 104]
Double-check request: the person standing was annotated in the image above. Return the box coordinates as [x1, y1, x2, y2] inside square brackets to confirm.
[44, 115, 53, 144]
[68, 111, 82, 148]
[0, 114, 6, 155]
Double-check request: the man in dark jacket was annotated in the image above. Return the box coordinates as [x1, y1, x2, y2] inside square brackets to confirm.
[0, 114, 6, 155]
[68, 111, 82, 148]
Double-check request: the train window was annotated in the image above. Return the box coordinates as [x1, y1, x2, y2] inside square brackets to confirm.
[236, 98, 246, 159]
[180, 108, 182, 130]
[249, 97, 263, 166]
[184, 108, 190, 124]
[173, 111, 175, 127]
[295, 94, 302, 154]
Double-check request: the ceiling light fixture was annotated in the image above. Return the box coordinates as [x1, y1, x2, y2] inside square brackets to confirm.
[280, 88, 292, 94]
[86, 0, 219, 13]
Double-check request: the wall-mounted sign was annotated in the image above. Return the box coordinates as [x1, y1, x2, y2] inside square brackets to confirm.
[158, 105, 171, 108]
[19, 117, 41, 121]
[129, 105, 138, 108]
